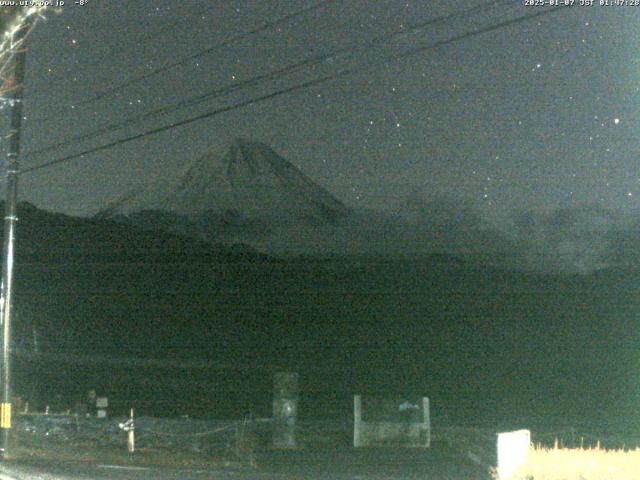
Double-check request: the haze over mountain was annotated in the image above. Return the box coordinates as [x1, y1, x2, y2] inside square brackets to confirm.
[94, 138, 640, 274]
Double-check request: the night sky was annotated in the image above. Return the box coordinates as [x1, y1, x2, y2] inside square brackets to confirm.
[7, 1, 640, 224]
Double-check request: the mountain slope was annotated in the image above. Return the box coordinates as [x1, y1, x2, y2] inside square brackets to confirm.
[102, 139, 348, 225]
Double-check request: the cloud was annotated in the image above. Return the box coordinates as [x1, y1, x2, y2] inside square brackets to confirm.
[257, 193, 516, 266]
[505, 204, 630, 274]
[118, 189, 639, 274]
[261, 197, 639, 274]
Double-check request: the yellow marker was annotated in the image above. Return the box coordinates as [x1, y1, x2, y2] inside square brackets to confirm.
[0, 403, 11, 429]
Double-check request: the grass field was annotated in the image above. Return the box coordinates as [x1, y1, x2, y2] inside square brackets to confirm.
[502, 443, 640, 480]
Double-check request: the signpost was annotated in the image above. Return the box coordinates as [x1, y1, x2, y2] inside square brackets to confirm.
[272, 372, 298, 448]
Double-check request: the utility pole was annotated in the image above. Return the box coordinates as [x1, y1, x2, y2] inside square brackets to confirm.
[0, 19, 29, 457]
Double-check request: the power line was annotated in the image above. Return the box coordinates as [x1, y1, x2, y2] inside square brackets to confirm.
[25, 0, 515, 159]
[24, 53, 332, 158]
[22, 5, 569, 175]
[22, 74, 341, 173]
[29, 0, 336, 123]
[27, 3, 219, 92]
[23, 4, 566, 173]
[398, 3, 564, 59]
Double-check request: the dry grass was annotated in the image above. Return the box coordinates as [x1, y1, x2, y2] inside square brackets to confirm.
[505, 442, 640, 480]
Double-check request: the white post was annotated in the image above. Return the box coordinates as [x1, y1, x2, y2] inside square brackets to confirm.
[353, 395, 362, 447]
[422, 397, 430, 448]
[496, 429, 530, 480]
[127, 408, 135, 454]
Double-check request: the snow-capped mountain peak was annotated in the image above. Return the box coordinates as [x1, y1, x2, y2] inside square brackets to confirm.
[102, 139, 348, 224]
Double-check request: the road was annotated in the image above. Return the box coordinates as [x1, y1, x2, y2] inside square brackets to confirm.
[0, 460, 292, 480]
[0, 446, 491, 479]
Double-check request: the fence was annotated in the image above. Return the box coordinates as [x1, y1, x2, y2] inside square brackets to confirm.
[13, 414, 356, 455]
[353, 395, 430, 448]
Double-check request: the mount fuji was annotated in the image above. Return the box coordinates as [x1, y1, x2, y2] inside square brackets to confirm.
[100, 139, 349, 245]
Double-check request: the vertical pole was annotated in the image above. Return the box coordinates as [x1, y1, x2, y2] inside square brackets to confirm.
[353, 395, 361, 447]
[422, 397, 430, 448]
[127, 409, 135, 454]
[272, 372, 298, 448]
[0, 20, 29, 457]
